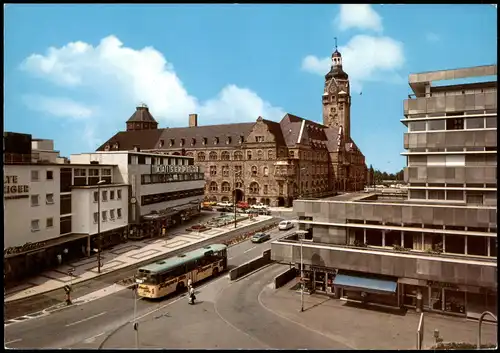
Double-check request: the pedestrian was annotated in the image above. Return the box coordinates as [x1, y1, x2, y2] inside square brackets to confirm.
[56, 254, 62, 266]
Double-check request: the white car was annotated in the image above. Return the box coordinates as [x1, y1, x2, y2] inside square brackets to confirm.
[278, 220, 294, 230]
[251, 203, 267, 209]
[216, 201, 233, 208]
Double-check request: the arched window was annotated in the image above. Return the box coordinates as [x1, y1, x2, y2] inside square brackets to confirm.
[251, 166, 258, 176]
[191, 138, 196, 146]
[249, 182, 259, 194]
[267, 149, 274, 160]
[263, 167, 269, 176]
[222, 182, 231, 193]
[197, 152, 206, 161]
[221, 151, 230, 160]
[209, 181, 218, 192]
[213, 137, 219, 145]
[257, 150, 263, 160]
[234, 151, 243, 160]
[186, 152, 194, 158]
[209, 151, 218, 161]
[235, 181, 243, 189]
[180, 139, 185, 146]
[222, 165, 230, 177]
[221, 196, 230, 202]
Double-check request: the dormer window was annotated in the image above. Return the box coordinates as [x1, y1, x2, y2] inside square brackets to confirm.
[104, 144, 110, 151]
[180, 139, 185, 147]
[214, 137, 219, 145]
[226, 137, 232, 144]
[191, 138, 196, 146]
[239, 136, 244, 144]
[202, 138, 207, 145]
[113, 142, 119, 150]
[255, 136, 264, 143]
[159, 140, 164, 148]
[169, 139, 175, 147]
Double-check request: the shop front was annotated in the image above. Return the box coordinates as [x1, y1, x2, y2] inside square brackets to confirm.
[175, 203, 200, 222]
[130, 209, 179, 240]
[295, 264, 338, 296]
[398, 279, 497, 318]
[89, 226, 128, 252]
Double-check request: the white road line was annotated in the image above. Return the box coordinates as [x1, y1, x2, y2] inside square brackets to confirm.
[65, 311, 107, 327]
[83, 331, 106, 343]
[6, 338, 22, 345]
[244, 246, 257, 253]
[228, 257, 234, 260]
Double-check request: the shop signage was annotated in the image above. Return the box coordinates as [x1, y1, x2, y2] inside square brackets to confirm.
[4, 241, 47, 256]
[308, 265, 337, 274]
[4, 175, 29, 199]
[427, 280, 458, 289]
[151, 165, 200, 174]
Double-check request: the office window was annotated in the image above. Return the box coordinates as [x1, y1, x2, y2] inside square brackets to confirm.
[93, 191, 99, 202]
[117, 208, 122, 219]
[31, 195, 39, 206]
[110, 190, 115, 200]
[409, 121, 426, 132]
[465, 117, 484, 129]
[46, 217, 54, 228]
[31, 170, 39, 181]
[446, 117, 464, 130]
[117, 190, 122, 200]
[110, 209, 115, 220]
[93, 212, 99, 223]
[46, 170, 54, 180]
[427, 119, 445, 131]
[102, 190, 108, 201]
[31, 219, 40, 231]
[102, 210, 107, 222]
[46, 193, 54, 204]
[486, 117, 497, 128]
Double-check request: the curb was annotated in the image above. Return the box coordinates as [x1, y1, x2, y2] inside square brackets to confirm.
[232, 262, 276, 283]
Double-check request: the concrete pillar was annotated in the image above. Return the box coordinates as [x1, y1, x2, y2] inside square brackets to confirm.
[382, 230, 386, 247]
[464, 235, 468, 255]
[363, 228, 367, 244]
[443, 234, 446, 253]
[401, 231, 404, 247]
[87, 236, 91, 257]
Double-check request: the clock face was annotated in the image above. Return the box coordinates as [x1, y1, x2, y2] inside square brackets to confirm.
[329, 84, 336, 93]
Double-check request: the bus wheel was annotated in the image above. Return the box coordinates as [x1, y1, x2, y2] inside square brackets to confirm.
[176, 282, 185, 293]
[213, 267, 219, 277]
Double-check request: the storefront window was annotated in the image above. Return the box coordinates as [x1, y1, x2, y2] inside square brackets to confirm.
[315, 272, 326, 292]
[444, 289, 465, 314]
[430, 287, 443, 310]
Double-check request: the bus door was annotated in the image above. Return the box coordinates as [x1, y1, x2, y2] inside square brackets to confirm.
[186, 262, 197, 284]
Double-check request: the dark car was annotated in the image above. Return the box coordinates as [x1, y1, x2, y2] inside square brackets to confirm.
[251, 232, 271, 243]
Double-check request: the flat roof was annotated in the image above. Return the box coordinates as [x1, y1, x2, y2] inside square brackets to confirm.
[408, 64, 497, 96]
[5, 163, 117, 167]
[72, 183, 129, 189]
[72, 151, 194, 158]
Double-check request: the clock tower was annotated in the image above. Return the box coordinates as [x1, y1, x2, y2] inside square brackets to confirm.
[322, 43, 351, 140]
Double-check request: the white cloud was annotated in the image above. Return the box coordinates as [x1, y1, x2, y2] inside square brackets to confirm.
[20, 35, 285, 144]
[22, 94, 95, 119]
[335, 4, 383, 33]
[301, 35, 405, 92]
[425, 32, 440, 43]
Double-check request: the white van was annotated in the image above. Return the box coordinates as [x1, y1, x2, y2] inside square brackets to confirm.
[278, 220, 294, 230]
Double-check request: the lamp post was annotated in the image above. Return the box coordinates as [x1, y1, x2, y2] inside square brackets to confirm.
[297, 230, 308, 312]
[97, 179, 106, 274]
[133, 277, 144, 349]
[233, 171, 242, 228]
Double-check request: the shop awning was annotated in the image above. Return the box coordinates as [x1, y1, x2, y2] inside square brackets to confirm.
[333, 274, 398, 294]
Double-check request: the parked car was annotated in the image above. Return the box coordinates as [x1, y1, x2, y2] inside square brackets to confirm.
[278, 220, 294, 230]
[217, 201, 233, 208]
[251, 203, 267, 209]
[251, 232, 271, 243]
[237, 201, 249, 209]
[257, 209, 271, 215]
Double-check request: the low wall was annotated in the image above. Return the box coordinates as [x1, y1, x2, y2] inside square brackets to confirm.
[274, 266, 297, 289]
[229, 249, 272, 280]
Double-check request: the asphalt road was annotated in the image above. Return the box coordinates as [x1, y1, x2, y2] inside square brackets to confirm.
[4, 226, 296, 349]
[4, 210, 290, 321]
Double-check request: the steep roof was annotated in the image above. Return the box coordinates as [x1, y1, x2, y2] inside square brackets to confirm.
[127, 106, 158, 123]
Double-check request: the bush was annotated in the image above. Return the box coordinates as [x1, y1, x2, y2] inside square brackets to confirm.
[430, 342, 497, 350]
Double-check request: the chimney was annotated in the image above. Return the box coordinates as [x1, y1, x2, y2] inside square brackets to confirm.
[189, 114, 198, 128]
[133, 145, 140, 152]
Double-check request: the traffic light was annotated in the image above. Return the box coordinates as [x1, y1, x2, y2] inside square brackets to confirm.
[64, 285, 71, 293]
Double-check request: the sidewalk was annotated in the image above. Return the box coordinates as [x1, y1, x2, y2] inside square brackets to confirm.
[5, 215, 273, 303]
[260, 280, 498, 350]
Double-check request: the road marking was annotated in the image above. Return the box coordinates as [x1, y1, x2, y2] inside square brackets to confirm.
[65, 311, 107, 327]
[228, 257, 234, 260]
[244, 246, 257, 253]
[6, 338, 22, 345]
[83, 331, 106, 343]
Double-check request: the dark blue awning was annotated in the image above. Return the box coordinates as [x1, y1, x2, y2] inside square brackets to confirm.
[333, 274, 397, 294]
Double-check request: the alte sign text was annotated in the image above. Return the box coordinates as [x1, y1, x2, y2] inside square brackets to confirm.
[4, 175, 30, 196]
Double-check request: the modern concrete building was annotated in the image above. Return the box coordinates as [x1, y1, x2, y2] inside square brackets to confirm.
[70, 150, 205, 240]
[271, 64, 497, 319]
[4, 133, 128, 285]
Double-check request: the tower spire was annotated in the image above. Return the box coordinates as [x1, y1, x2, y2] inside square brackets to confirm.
[334, 37, 338, 51]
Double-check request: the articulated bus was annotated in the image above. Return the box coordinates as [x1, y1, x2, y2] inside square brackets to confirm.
[136, 244, 228, 299]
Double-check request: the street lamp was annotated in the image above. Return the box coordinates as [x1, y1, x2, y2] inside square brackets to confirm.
[133, 277, 144, 349]
[233, 171, 242, 228]
[297, 230, 308, 312]
[97, 179, 107, 274]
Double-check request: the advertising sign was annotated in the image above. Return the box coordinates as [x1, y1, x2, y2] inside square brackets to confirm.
[151, 165, 199, 174]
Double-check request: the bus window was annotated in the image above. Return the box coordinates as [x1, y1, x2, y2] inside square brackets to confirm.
[186, 260, 197, 272]
[171, 265, 185, 277]
[159, 271, 173, 283]
[144, 273, 159, 285]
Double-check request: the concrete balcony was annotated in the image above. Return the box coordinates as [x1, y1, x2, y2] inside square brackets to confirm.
[403, 93, 497, 115]
[271, 240, 497, 289]
[405, 166, 497, 184]
[403, 130, 497, 150]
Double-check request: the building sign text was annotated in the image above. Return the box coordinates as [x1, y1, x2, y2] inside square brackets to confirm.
[4, 175, 30, 199]
[151, 165, 200, 174]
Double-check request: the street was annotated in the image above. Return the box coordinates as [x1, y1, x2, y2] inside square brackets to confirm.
[4, 225, 296, 349]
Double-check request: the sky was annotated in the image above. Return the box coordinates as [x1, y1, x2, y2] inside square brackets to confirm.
[4, 4, 497, 173]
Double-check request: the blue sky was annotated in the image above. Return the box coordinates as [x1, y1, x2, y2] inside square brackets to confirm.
[4, 4, 497, 173]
